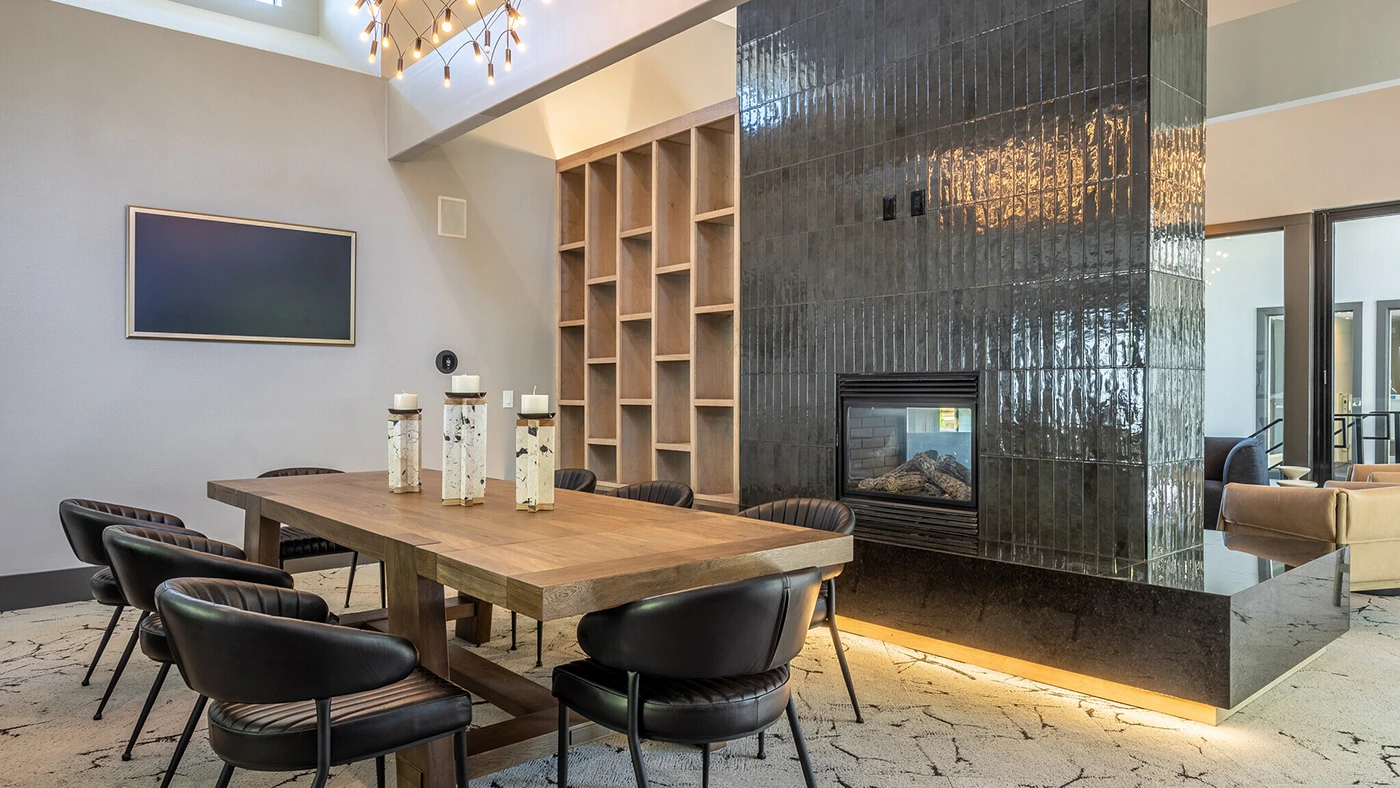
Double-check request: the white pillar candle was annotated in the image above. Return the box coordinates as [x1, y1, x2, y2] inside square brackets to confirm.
[451, 374, 480, 393]
[521, 393, 549, 414]
[393, 392, 419, 410]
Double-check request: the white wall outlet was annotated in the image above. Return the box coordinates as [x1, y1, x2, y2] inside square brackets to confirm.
[502, 390, 514, 409]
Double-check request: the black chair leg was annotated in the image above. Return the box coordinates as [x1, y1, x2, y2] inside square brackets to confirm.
[122, 661, 170, 760]
[454, 729, 469, 788]
[376, 755, 386, 788]
[511, 611, 518, 651]
[213, 763, 235, 788]
[82, 604, 125, 686]
[379, 562, 387, 609]
[758, 730, 766, 760]
[826, 580, 863, 723]
[786, 698, 817, 788]
[701, 743, 711, 788]
[536, 620, 544, 668]
[160, 695, 207, 788]
[94, 611, 148, 721]
[345, 552, 360, 608]
[312, 698, 332, 788]
[626, 671, 650, 788]
[557, 700, 569, 788]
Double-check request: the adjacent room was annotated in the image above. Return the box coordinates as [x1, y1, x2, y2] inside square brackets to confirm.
[3, 0, 1399, 786]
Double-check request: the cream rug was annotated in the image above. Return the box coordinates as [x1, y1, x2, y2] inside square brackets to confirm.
[2, 567, 1398, 788]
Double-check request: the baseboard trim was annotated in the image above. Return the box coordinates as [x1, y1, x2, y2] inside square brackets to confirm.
[0, 566, 99, 612]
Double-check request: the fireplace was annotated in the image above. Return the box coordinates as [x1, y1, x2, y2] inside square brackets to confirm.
[837, 374, 980, 554]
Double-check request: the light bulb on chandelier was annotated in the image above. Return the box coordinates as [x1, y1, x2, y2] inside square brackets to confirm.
[364, 0, 545, 89]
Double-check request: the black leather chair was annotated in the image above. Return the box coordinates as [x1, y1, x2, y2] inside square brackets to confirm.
[555, 468, 599, 494]
[104, 525, 294, 787]
[606, 480, 695, 508]
[503, 468, 603, 666]
[58, 499, 185, 689]
[1204, 437, 1269, 529]
[259, 468, 383, 609]
[739, 498, 862, 723]
[553, 567, 824, 788]
[156, 577, 473, 788]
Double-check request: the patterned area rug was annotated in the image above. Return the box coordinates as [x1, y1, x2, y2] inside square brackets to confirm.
[1, 566, 1398, 788]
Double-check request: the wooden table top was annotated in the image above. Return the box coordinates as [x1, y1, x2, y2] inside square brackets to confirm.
[210, 471, 852, 620]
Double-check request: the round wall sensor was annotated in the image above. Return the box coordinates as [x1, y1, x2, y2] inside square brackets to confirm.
[436, 350, 459, 374]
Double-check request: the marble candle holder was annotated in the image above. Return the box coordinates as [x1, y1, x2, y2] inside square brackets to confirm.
[388, 409, 422, 493]
[443, 393, 487, 506]
[515, 413, 556, 512]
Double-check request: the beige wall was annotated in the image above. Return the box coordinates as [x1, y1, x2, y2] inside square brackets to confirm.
[0, 0, 556, 575]
[1206, 84, 1400, 225]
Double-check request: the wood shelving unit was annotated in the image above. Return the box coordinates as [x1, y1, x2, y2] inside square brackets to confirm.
[555, 99, 740, 509]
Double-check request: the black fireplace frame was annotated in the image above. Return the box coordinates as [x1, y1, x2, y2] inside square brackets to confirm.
[836, 372, 981, 553]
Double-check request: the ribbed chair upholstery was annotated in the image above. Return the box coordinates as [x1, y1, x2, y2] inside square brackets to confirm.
[553, 568, 824, 788]
[156, 578, 473, 788]
[555, 468, 599, 494]
[606, 480, 694, 508]
[58, 498, 185, 687]
[104, 525, 294, 787]
[739, 498, 862, 722]
[503, 468, 601, 664]
[259, 467, 382, 609]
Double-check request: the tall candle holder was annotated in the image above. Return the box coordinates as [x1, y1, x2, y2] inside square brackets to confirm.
[443, 392, 487, 506]
[388, 408, 422, 493]
[515, 412, 556, 512]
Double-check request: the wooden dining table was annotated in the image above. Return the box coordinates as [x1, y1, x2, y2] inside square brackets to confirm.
[209, 470, 852, 788]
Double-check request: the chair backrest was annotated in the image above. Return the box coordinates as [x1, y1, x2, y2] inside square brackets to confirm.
[157, 577, 417, 704]
[104, 525, 291, 613]
[58, 498, 185, 567]
[555, 467, 598, 494]
[1219, 483, 1345, 542]
[1205, 437, 1268, 485]
[1347, 463, 1400, 483]
[576, 567, 823, 679]
[739, 498, 855, 535]
[258, 467, 344, 478]
[607, 480, 694, 508]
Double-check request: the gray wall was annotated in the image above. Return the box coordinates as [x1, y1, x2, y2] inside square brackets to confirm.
[737, 0, 1206, 563]
[0, 0, 556, 577]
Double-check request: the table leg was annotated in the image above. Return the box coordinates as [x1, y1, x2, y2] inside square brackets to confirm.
[454, 592, 494, 645]
[385, 540, 452, 788]
[242, 499, 280, 568]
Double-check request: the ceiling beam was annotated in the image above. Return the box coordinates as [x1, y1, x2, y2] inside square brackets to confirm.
[386, 0, 738, 161]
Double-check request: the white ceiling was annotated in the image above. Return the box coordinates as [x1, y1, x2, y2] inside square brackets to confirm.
[1210, 0, 1305, 26]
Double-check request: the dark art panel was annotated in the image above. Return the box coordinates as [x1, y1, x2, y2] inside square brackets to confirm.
[129, 209, 355, 343]
[738, 0, 1206, 561]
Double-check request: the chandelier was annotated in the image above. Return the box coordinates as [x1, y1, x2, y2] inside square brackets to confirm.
[350, 0, 547, 87]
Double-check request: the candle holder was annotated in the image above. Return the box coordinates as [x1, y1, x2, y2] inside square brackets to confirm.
[515, 412, 556, 512]
[443, 392, 487, 506]
[388, 408, 422, 493]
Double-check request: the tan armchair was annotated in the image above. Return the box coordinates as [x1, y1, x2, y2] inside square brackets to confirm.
[1218, 482, 1400, 591]
[1348, 464, 1400, 483]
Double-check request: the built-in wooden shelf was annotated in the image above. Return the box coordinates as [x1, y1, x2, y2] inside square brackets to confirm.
[695, 207, 736, 225]
[556, 100, 738, 495]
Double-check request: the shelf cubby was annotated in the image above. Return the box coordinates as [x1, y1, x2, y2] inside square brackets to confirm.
[655, 447, 692, 486]
[558, 405, 586, 469]
[695, 222, 734, 309]
[586, 158, 618, 279]
[619, 320, 653, 401]
[587, 444, 617, 484]
[695, 312, 734, 401]
[587, 363, 617, 440]
[695, 407, 735, 498]
[586, 283, 617, 359]
[656, 360, 691, 445]
[694, 117, 735, 215]
[620, 405, 654, 483]
[619, 237, 652, 317]
[560, 248, 586, 322]
[559, 325, 586, 402]
[559, 167, 585, 246]
[620, 145, 653, 234]
[656, 274, 690, 358]
[655, 134, 692, 270]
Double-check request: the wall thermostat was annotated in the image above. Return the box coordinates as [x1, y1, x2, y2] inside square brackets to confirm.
[436, 350, 459, 374]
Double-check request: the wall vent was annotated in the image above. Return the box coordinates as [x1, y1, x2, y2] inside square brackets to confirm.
[437, 196, 467, 239]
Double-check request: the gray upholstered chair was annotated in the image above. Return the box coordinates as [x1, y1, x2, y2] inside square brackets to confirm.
[1204, 437, 1269, 529]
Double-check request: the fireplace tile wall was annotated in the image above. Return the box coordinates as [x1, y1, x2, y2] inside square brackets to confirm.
[737, 0, 1206, 561]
